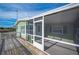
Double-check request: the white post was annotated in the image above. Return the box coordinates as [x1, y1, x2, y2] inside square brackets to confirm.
[0, 33, 1, 40]
[33, 18, 35, 43]
[25, 21, 27, 40]
[42, 16, 44, 51]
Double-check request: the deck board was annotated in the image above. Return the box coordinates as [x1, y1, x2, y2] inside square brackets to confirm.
[0, 32, 32, 55]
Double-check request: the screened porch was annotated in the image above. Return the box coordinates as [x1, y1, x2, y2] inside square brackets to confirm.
[25, 6, 79, 54]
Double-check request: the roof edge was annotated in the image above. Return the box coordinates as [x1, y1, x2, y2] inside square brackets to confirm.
[30, 3, 79, 19]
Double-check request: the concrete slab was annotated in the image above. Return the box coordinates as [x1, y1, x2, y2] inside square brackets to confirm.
[44, 39, 78, 55]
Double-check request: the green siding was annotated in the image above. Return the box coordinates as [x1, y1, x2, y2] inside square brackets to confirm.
[28, 35, 33, 43]
[16, 21, 33, 43]
[26, 35, 33, 43]
[16, 21, 26, 39]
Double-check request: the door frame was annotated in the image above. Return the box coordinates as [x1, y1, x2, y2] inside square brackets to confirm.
[33, 16, 44, 51]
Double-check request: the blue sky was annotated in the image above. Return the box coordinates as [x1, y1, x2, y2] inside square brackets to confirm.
[0, 3, 68, 28]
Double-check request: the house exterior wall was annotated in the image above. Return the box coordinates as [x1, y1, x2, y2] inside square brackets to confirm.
[45, 23, 74, 43]
[16, 21, 26, 39]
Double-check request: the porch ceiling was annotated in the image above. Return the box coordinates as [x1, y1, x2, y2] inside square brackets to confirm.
[44, 7, 79, 24]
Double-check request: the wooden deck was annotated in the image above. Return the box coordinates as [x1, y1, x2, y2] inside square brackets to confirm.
[0, 32, 32, 55]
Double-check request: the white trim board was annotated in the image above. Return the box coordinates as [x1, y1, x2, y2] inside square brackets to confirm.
[45, 37, 79, 47]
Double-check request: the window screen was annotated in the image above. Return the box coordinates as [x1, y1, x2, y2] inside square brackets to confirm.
[21, 26, 25, 34]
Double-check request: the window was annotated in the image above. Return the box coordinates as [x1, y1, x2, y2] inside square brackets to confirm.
[29, 25, 33, 34]
[35, 37, 42, 44]
[52, 24, 63, 34]
[34, 17, 42, 21]
[37, 24, 41, 32]
[51, 24, 67, 35]
[63, 26, 67, 34]
[35, 22, 42, 36]
[21, 26, 25, 34]
[26, 20, 33, 34]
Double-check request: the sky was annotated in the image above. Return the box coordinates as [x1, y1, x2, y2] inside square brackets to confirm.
[0, 3, 68, 28]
